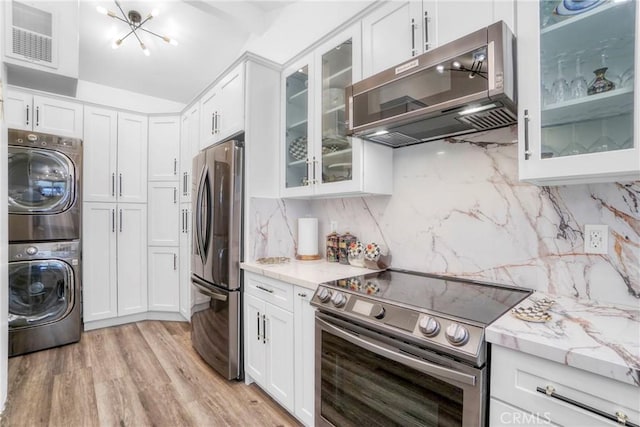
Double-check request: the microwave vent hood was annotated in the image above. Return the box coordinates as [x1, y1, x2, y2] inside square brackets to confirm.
[346, 21, 516, 148]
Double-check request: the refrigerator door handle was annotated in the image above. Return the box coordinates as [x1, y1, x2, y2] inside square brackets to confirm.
[191, 277, 228, 302]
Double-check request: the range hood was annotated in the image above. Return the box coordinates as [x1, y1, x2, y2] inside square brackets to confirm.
[346, 21, 516, 148]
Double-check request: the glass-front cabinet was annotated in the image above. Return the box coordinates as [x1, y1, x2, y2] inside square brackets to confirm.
[518, 0, 640, 184]
[281, 25, 393, 198]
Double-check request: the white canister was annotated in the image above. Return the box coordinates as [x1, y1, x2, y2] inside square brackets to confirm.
[297, 217, 320, 259]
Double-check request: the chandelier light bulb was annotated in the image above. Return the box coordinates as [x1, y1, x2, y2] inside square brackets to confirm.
[111, 39, 122, 49]
[96, 5, 108, 15]
[141, 43, 150, 56]
[150, 8, 160, 18]
[162, 36, 178, 46]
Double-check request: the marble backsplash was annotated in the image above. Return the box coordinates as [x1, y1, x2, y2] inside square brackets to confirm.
[248, 134, 640, 308]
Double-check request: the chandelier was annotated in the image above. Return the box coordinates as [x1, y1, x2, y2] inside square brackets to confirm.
[97, 1, 178, 56]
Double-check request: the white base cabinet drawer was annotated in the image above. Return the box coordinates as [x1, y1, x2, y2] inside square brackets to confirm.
[490, 397, 560, 426]
[491, 346, 639, 427]
[244, 273, 294, 312]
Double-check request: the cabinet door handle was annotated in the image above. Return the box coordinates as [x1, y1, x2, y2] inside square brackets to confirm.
[211, 112, 215, 135]
[111, 209, 115, 233]
[183, 172, 187, 196]
[119, 174, 123, 197]
[410, 18, 417, 56]
[524, 109, 531, 160]
[424, 11, 430, 50]
[312, 156, 318, 184]
[111, 173, 115, 197]
[262, 314, 267, 344]
[35, 106, 39, 127]
[25, 105, 30, 126]
[119, 209, 123, 232]
[256, 285, 274, 294]
[298, 292, 307, 298]
[536, 386, 638, 427]
[173, 253, 177, 270]
[256, 312, 261, 341]
[173, 158, 177, 175]
[173, 187, 177, 204]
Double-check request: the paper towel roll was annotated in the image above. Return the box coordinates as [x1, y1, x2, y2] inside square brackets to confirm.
[298, 218, 319, 256]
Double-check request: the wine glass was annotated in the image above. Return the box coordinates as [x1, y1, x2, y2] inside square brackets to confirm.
[570, 54, 588, 99]
[551, 57, 570, 104]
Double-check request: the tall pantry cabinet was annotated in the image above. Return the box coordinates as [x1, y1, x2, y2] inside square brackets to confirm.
[83, 106, 149, 325]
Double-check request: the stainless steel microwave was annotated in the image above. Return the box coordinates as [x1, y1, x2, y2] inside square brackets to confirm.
[346, 21, 516, 148]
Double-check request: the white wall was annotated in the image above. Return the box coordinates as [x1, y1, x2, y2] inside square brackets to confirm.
[242, 0, 376, 64]
[76, 80, 186, 114]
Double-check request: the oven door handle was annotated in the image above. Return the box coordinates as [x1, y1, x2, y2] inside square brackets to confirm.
[317, 318, 477, 386]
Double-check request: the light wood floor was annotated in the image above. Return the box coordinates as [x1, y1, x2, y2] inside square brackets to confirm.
[0, 321, 301, 427]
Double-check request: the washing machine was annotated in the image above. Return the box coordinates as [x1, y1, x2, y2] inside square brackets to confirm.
[8, 129, 82, 242]
[8, 240, 82, 356]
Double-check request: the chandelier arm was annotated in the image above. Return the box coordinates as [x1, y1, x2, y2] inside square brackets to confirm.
[114, 0, 129, 23]
[131, 28, 144, 45]
[110, 15, 130, 25]
[118, 28, 136, 43]
[137, 15, 154, 28]
[138, 27, 165, 40]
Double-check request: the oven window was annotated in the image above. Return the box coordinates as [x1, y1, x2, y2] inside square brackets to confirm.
[321, 331, 463, 427]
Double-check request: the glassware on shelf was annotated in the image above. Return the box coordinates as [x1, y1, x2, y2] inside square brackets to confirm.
[569, 55, 588, 99]
[587, 67, 616, 95]
[551, 57, 570, 104]
[620, 66, 634, 89]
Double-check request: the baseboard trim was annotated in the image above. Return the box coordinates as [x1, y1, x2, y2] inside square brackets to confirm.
[84, 311, 188, 331]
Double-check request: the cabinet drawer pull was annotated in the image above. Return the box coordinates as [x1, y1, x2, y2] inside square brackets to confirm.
[524, 109, 531, 160]
[256, 285, 274, 294]
[536, 386, 638, 427]
[410, 18, 416, 56]
[298, 292, 307, 297]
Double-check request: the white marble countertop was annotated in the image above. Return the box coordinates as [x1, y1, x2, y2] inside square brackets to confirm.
[487, 291, 640, 387]
[241, 259, 382, 290]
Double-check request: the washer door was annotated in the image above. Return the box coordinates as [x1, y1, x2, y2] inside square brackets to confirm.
[8, 147, 75, 214]
[8, 260, 74, 329]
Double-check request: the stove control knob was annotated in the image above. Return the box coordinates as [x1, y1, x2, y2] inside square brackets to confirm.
[418, 316, 441, 337]
[316, 288, 332, 303]
[371, 304, 385, 319]
[330, 292, 347, 308]
[25, 246, 38, 256]
[445, 323, 469, 346]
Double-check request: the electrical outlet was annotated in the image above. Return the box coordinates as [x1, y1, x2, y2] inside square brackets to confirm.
[584, 224, 608, 254]
[330, 220, 338, 232]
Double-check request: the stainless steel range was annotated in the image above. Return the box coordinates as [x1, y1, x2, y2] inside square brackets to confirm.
[311, 269, 531, 427]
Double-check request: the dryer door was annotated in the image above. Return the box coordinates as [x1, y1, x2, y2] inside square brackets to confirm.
[8, 147, 75, 214]
[8, 260, 75, 329]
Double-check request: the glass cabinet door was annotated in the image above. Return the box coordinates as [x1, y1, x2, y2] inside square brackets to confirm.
[320, 38, 353, 185]
[538, 0, 635, 159]
[285, 65, 311, 190]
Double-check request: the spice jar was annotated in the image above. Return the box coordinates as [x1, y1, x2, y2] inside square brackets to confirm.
[326, 232, 339, 262]
[338, 232, 357, 265]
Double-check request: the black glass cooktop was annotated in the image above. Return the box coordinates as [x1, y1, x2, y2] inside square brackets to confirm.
[324, 269, 532, 325]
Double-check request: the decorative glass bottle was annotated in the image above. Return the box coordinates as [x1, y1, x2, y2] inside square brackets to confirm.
[587, 67, 616, 95]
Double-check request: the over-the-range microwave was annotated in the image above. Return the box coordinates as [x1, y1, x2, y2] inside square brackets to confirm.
[346, 21, 516, 148]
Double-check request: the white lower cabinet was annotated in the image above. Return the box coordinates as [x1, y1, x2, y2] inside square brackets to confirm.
[179, 204, 192, 319]
[83, 202, 147, 322]
[294, 286, 315, 426]
[490, 345, 639, 427]
[244, 272, 316, 426]
[148, 247, 179, 312]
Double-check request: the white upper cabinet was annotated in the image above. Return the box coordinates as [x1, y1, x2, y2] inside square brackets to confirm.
[281, 24, 393, 198]
[180, 105, 200, 203]
[117, 112, 149, 203]
[361, 0, 513, 78]
[199, 62, 245, 150]
[148, 115, 180, 182]
[517, 0, 640, 184]
[84, 107, 148, 203]
[5, 90, 83, 137]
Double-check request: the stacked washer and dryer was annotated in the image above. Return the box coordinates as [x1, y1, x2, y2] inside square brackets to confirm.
[7, 129, 83, 356]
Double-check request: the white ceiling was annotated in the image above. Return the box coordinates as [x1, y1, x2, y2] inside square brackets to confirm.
[79, 1, 291, 104]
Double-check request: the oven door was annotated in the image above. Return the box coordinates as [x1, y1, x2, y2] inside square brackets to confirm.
[316, 314, 485, 427]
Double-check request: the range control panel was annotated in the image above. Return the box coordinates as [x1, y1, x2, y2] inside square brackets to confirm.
[311, 285, 485, 364]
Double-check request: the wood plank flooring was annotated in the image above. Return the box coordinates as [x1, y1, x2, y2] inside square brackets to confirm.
[1, 321, 302, 427]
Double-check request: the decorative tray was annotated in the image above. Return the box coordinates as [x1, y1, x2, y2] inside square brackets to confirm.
[511, 298, 555, 323]
[256, 257, 290, 265]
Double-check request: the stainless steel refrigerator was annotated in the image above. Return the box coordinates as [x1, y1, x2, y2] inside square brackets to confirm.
[191, 138, 243, 380]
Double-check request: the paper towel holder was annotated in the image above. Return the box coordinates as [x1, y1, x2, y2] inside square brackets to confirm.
[297, 217, 322, 261]
[296, 254, 322, 260]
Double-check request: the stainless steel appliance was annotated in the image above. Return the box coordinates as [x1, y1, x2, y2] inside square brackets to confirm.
[191, 138, 244, 380]
[312, 269, 531, 427]
[8, 240, 82, 356]
[8, 129, 82, 242]
[346, 21, 516, 147]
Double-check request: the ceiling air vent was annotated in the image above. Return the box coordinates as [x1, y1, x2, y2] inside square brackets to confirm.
[11, 1, 53, 63]
[457, 107, 517, 130]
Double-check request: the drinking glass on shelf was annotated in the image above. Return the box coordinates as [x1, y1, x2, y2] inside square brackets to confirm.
[569, 55, 588, 100]
[620, 66, 634, 89]
[551, 57, 570, 104]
